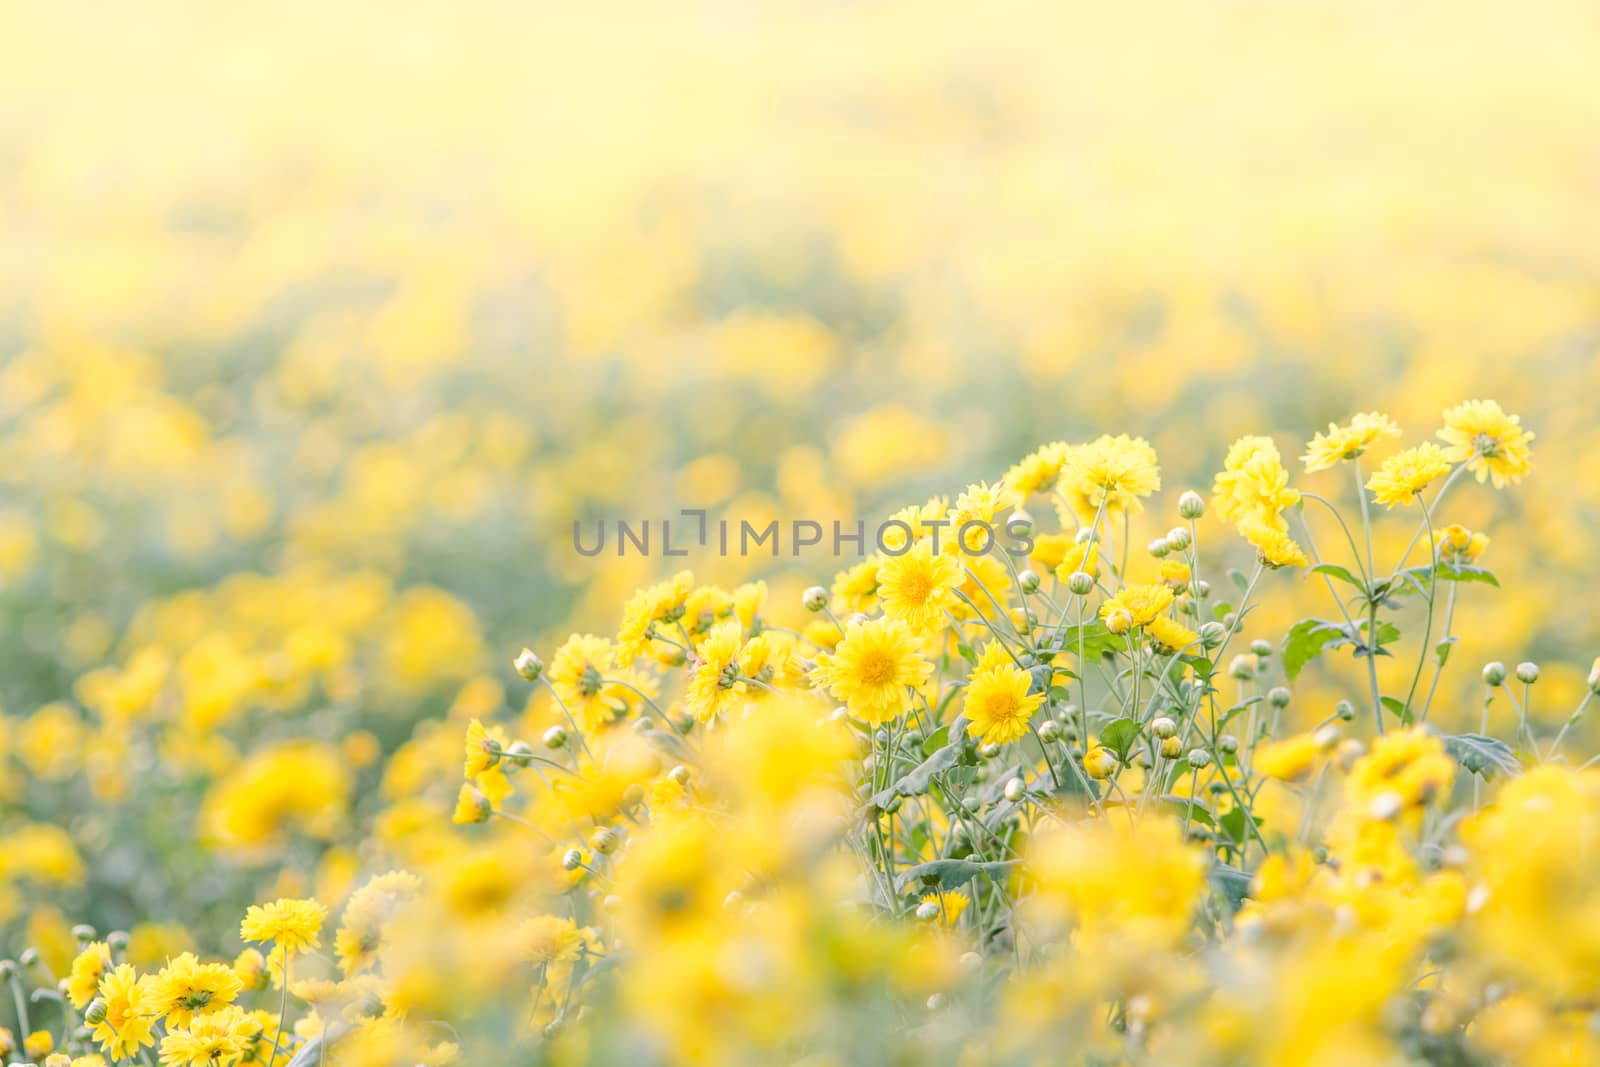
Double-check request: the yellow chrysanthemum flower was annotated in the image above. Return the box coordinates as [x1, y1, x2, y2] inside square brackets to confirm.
[813, 618, 931, 726]
[66, 941, 113, 1010]
[1437, 399, 1534, 488]
[683, 619, 748, 723]
[962, 645, 1044, 746]
[1434, 523, 1489, 564]
[1301, 412, 1402, 472]
[1242, 521, 1310, 569]
[1255, 733, 1321, 782]
[547, 634, 626, 733]
[1057, 435, 1161, 525]
[876, 541, 962, 632]
[91, 964, 157, 1061]
[1146, 615, 1199, 655]
[158, 1005, 253, 1067]
[1098, 584, 1174, 629]
[239, 898, 327, 955]
[148, 952, 243, 1026]
[1366, 443, 1452, 508]
[1212, 436, 1301, 535]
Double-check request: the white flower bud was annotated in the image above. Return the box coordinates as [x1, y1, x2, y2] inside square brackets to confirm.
[1003, 777, 1026, 802]
[561, 848, 585, 871]
[803, 586, 830, 612]
[916, 900, 941, 922]
[1018, 569, 1041, 594]
[1148, 537, 1171, 558]
[1483, 662, 1507, 686]
[1151, 716, 1178, 739]
[514, 648, 544, 681]
[1187, 749, 1212, 768]
[1178, 491, 1205, 519]
[1515, 661, 1540, 685]
[1228, 655, 1255, 681]
[1067, 571, 1095, 596]
[1268, 686, 1291, 709]
[543, 725, 568, 750]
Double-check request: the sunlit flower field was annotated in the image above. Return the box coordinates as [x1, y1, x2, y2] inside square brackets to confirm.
[5, 2, 1600, 1065]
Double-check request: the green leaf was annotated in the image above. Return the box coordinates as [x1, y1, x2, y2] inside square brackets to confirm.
[895, 858, 1016, 894]
[955, 642, 977, 665]
[1435, 637, 1457, 667]
[1047, 623, 1127, 659]
[1209, 863, 1252, 912]
[1098, 717, 1141, 760]
[921, 726, 949, 757]
[1444, 733, 1520, 779]
[1230, 569, 1250, 592]
[1438, 564, 1500, 587]
[873, 741, 962, 807]
[1381, 695, 1409, 725]
[1282, 618, 1347, 681]
[1218, 806, 1260, 846]
[1309, 562, 1365, 590]
[1158, 795, 1214, 827]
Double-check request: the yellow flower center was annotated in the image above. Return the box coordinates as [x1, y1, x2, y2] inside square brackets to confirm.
[856, 649, 898, 686]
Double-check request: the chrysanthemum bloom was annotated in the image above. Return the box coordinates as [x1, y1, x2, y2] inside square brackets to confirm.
[92, 964, 157, 1061]
[1098, 583, 1174, 629]
[1435, 524, 1489, 565]
[683, 619, 748, 723]
[463, 718, 505, 778]
[813, 617, 931, 726]
[1437, 399, 1534, 487]
[1366, 443, 1452, 508]
[920, 890, 970, 927]
[548, 633, 625, 732]
[962, 643, 1044, 745]
[1003, 442, 1069, 504]
[1145, 615, 1199, 655]
[946, 480, 1009, 554]
[616, 570, 694, 664]
[1211, 436, 1301, 534]
[1301, 412, 1402, 472]
[879, 497, 949, 553]
[452, 782, 491, 825]
[66, 940, 113, 1010]
[239, 898, 327, 955]
[1242, 521, 1309, 569]
[1157, 558, 1191, 590]
[876, 541, 961, 632]
[1255, 734, 1321, 782]
[1057, 434, 1161, 525]
[149, 952, 244, 1026]
[1345, 729, 1455, 811]
[158, 1005, 251, 1067]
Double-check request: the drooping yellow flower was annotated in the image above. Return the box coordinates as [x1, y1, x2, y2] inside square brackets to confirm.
[683, 619, 749, 723]
[1366, 443, 1451, 508]
[1056, 435, 1161, 525]
[962, 644, 1044, 746]
[451, 783, 491, 825]
[239, 898, 327, 955]
[462, 718, 504, 778]
[1145, 615, 1199, 655]
[876, 541, 961, 632]
[1242, 520, 1310, 568]
[1437, 399, 1534, 487]
[813, 618, 931, 726]
[66, 941, 113, 1010]
[1301, 412, 1402, 472]
[91, 964, 157, 1061]
[1098, 584, 1174, 630]
[616, 571, 694, 665]
[148, 952, 243, 1026]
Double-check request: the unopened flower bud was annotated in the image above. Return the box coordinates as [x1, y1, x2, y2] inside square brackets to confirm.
[1178, 491, 1205, 519]
[514, 648, 544, 681]
[1037, 720, 1061, 743]
[1369, 791, 1404, 821]
[1228, 656, 1255, 681]
[1199, 622, 1226, 647]
[1483, 662, 1507, 687]
[1335, 700, 1355, 721]
[19, 948, 38, 968]
[71, 924, 97, 943]
[1268, 686, 1291, 709]
[1018, 569, 1041, 594]
[1067, 571, 1095, 596]
[504, 741, 534, 768]
[1009, 509, 1034, 536]
[1084, 747, 1118, 779]
[543, 725, 568, 750]
[1249, 639, 1272, 658]
[1148, 538, 1171, 559]
[1515, 661, 1540, 685]
[561, 848, 585, 872]
[1314, 725, 1340, 751]
[1187, 749, 1212, 768]
[1105, 608, 1133, 636]
[1159, 735, 1183, 759]
[916, 900, 942, 922]
[591, 828, 621, 855]
[1003, 777, 1026, 802]
[1219, 734, 1239, 754]
[85, 998, 108, 1025]
[803, 586, 830, 613]
[1588, 657, 1600, 693]
[1195, 579, 1212, 599]
[1165, 526, 1192, 551]
[1151, 715, 1178, 739]
[669, 765, 691, 786]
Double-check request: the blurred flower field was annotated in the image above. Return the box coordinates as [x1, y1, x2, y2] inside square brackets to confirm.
[4, 1, 1600, 1065]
